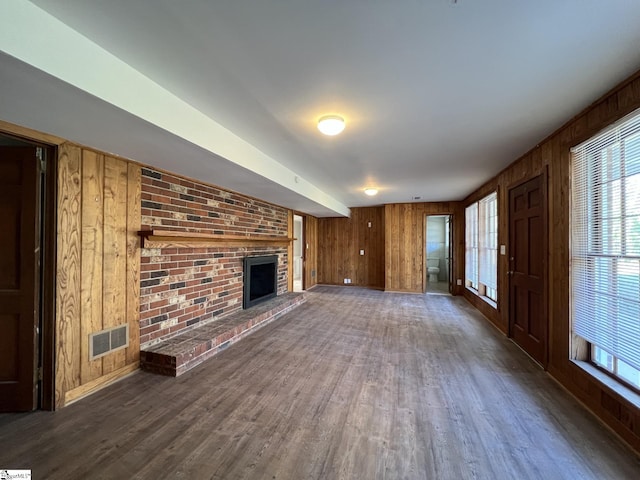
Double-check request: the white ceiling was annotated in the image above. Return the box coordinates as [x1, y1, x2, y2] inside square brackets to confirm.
[2, 0, 640, 217]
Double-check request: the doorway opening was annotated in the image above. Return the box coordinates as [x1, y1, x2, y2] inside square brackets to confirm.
[426, 215, 452, 295]
[0, 132, 56, 411]
[293, 214, 304, 292]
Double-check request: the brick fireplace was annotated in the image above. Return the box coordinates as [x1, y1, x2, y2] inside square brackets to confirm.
[139, 168, 289, 347]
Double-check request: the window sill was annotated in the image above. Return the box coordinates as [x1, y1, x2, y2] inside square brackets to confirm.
[571, 360, 640, 410]
[465, 287, 498, 310]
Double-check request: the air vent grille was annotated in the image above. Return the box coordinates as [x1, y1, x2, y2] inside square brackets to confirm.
[89, 324, 129, 360]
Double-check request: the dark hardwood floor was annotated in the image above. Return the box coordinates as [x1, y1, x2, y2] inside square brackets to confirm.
[1, 286, 639, 479]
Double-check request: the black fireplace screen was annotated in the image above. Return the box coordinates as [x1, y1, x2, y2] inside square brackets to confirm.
[243, 255, 278, 309]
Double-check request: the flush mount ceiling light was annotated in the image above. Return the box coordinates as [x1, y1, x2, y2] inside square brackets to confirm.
[317, 115, 345, 136]
[364, 187, 378, 196]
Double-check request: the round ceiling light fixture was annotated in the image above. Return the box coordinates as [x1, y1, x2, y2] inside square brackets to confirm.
[364, 187, 379, 196]
[317, 115, 345, 136]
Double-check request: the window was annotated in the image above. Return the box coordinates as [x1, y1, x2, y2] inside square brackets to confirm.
[465, 203, 478, 290]
[571, 107, 640, 391]
[465, 192, 498, 302]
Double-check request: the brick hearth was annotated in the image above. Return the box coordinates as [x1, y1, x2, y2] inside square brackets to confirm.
[140, 293, 306, 376]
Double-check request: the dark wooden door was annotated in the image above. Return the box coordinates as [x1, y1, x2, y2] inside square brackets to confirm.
[0, 146, 41, 411]
[508, 174, 547, 366]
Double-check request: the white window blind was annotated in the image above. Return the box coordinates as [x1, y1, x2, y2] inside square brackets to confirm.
[465, 204, 478, 289]
[571, 107, 640, 373]
[479, 192, 498, 293]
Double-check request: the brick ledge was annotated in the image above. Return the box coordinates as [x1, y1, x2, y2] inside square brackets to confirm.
[140, 293, 306, 376]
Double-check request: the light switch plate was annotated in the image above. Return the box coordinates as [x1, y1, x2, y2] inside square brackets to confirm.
[500, 245, 506, 255]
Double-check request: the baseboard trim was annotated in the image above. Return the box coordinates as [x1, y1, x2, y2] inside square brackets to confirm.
[64, 362, 139, 406]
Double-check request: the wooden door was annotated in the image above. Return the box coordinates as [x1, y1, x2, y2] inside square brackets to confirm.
[0, 146, 40, 411]
[508, 174, 547, 366]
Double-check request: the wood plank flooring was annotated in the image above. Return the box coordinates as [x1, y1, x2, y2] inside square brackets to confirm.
[1, 286, 639, 479]
[426, 280, 450, 295]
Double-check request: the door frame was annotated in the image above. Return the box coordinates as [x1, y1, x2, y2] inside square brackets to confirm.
[447, 214, 454, 294]
[507, 169, 549, 368]
[40, 143, 57, 410]
[1, 130, 58, 410]
[293, 213, 305, 291]
[424, 214, 453, 294]
[301, 215, 306, 291]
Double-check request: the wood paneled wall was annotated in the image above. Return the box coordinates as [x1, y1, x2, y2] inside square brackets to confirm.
[385, 202, 462, 293]
[317, 207, 385, 288]
[56, 144, 140, 407]
[303, 215, 319, 289]
[461, 69, 640, 451]
[316, 203, 463, 293]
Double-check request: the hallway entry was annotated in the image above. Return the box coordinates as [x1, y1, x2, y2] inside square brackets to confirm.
[425, 215, 452, 295]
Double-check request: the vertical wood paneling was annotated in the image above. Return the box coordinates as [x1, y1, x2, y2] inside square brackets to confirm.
[304, 215, 318, 289]
[617, 79, 640, 112]
[317, 219, 328, 284]
[413, 206, 423, 291]
[401, 204, 411, 290]
[56, 146, 141, 406]
[385, 204, 399, 290]
[366, 207, 385, 287]
[55, 143, 82, 407]
[548, 137, 566, 368]
[402, 204, 410, 290]
[318, 218, 330, 285]
[384, 203, 458, 293]
[317, 207, 385, 288]
[102, 156, 129, 373]
[126, 163, 141, 365]
[80, 150, 104, 383]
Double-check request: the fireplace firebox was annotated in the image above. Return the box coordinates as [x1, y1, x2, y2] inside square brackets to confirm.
[243, 255, 278, 309]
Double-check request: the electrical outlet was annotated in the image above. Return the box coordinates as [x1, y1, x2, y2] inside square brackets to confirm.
[456, 279, 462, 286]
[360, 249, 365, 255]
[344, 278, 348, 284]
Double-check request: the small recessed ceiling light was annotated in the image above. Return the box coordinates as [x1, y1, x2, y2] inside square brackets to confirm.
[364, 188, 378, 196]
[318, 115, 345, 136]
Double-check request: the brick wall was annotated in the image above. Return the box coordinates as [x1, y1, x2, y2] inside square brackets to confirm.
[139, 168, 289, 346]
